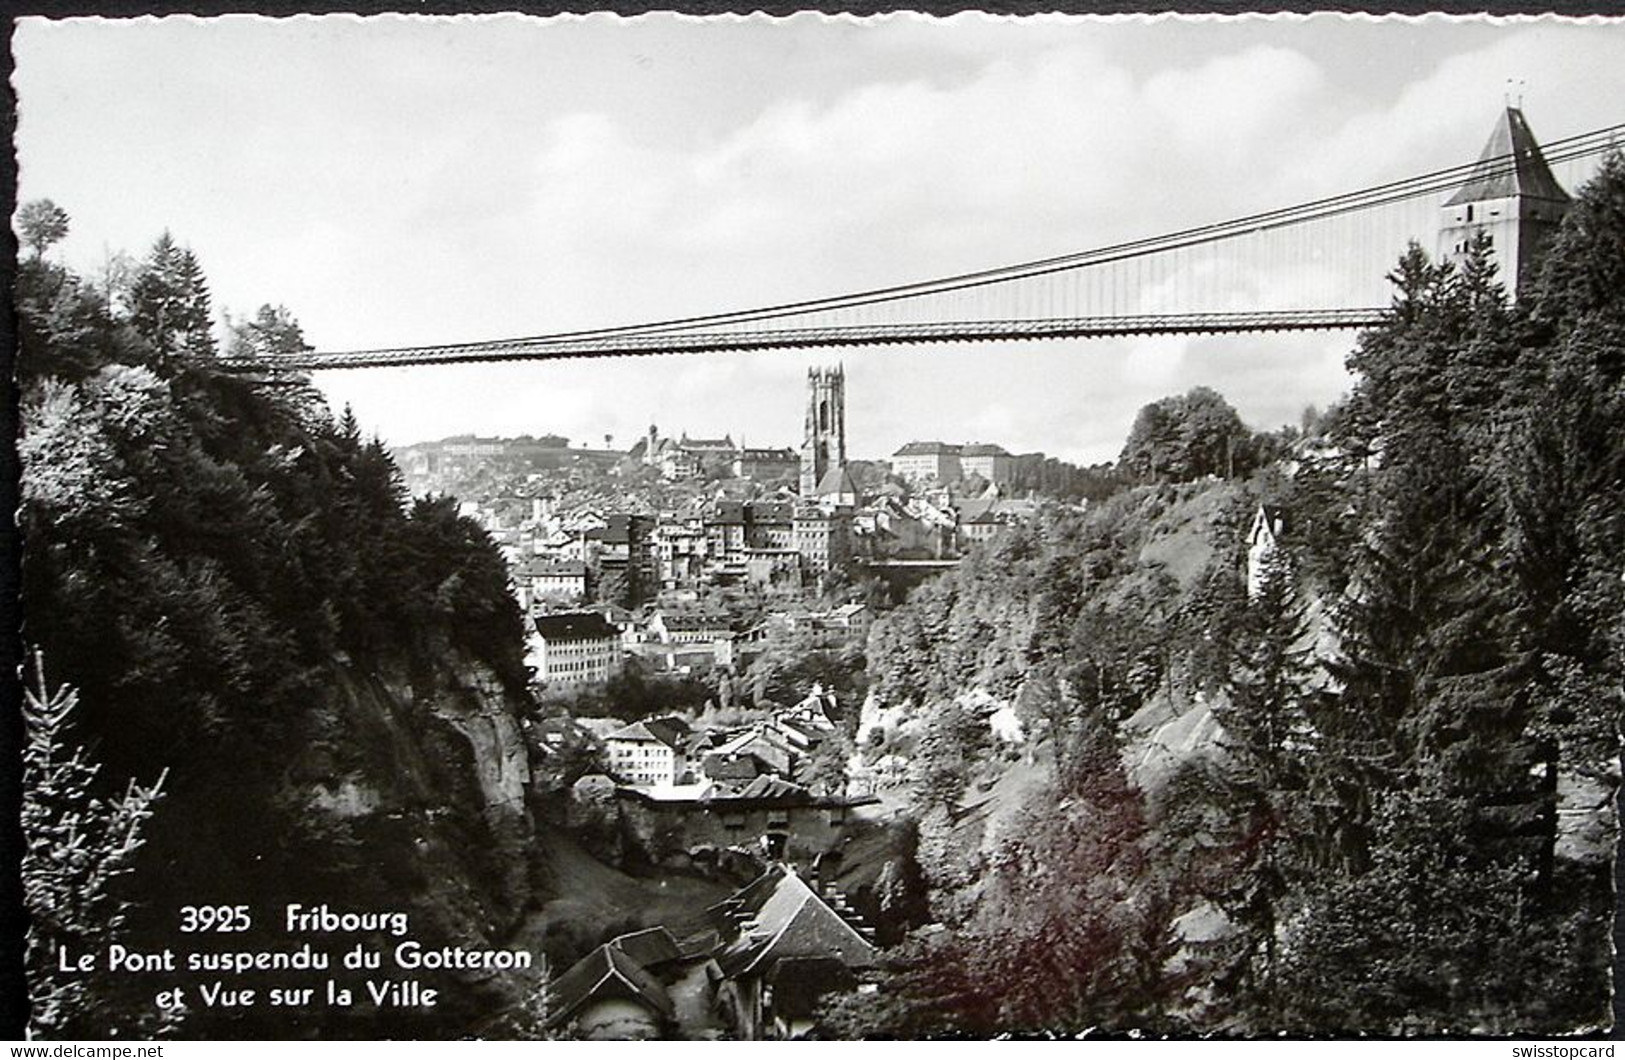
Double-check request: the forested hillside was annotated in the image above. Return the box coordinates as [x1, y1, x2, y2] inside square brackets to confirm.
[837, 156, 1625, 1036]
[17, 223, 541, 1038]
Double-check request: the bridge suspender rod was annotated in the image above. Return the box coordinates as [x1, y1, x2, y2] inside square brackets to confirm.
[240, 121, 1625, 368]
[547, 127, 1621, 343]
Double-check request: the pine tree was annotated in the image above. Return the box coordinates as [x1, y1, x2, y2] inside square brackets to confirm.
[1534, 148, 1625, 325]
[1321, 237, 1530, 869]
[1209, 547, 1315, 1026]
[21, 653, 168, 1038]
[127, 232, 216, 363]
[1277, 787, 1601, 1035]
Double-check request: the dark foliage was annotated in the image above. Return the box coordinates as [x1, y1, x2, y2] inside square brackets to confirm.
[18, 235, 535, 1036]
[840, 158, 1625, 1037]
[1118, 386, 1264, 484]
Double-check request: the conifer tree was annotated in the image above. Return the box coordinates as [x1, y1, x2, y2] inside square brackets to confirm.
[21, 653, 167, 1038]
[1210, 547, 1314, 1025]
[1534, 149, 1625, 324]
[127, 232, 216, 362]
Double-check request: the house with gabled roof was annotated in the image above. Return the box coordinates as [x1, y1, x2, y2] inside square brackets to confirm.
[770, 716, 827, 764]
[705, 725, 795, 779]
[706, 865, 877, 1039]
[610, 926, 728, 1038]
[814, 463, 860, 508]
[957, 506, 1005, 549]
[782, 686, 840, 731]
[545, 943, 676, 1039]
[1247, 503, 1288, 600]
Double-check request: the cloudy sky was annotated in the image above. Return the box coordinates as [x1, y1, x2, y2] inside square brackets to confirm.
[14, 14, 1625, 462]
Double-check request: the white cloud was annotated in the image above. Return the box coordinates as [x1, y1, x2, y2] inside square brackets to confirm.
[15, 15, 1625, 463]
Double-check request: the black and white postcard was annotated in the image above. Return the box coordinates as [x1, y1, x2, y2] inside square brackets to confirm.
[10, 10, 1625, 1040]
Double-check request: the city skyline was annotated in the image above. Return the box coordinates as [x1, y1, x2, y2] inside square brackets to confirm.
[15, 14, 1625, 462]
[395, 368, 1047, 467]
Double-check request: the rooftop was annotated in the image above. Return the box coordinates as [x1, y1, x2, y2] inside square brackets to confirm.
[680, 434, 738, 451]
[728, 774, 810, 801]
[534, 611, 621, 641]
[816, 463, 860, 499]
[607, 926, 685, 970]
[710, 726, 792, 760]
[748, 500, 794, 522]
[893, 441, 962, 457]
[519, 559, 587, 577]
[702, 755, 766, 781]
[606, 715, 692, 749]
[709, 866, 877, 980]
[546, 944, 675, 1029]
[710, 500, 746, 524]
[659, 611, 733, 632]
[1444, 107, 1571, 206]
[630, 781, 717, 801]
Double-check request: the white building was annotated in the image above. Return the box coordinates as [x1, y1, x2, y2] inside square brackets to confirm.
[605, 718, 693, 788]
[529, 611, 624, 688]
[890, 441, 963, 485]
[959, 443, 1014, 486]
[1246, 504, 1287, 599]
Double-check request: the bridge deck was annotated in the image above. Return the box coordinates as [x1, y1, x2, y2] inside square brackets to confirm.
[221, 308, 1388, 372]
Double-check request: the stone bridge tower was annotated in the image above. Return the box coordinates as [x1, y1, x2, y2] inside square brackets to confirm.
[800, 365, 847, 498]
[1438, 107, 1571, 301]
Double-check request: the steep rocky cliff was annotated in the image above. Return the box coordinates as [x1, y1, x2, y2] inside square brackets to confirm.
[106, 648, 543, 1038]
[16, 247, 545, 1037]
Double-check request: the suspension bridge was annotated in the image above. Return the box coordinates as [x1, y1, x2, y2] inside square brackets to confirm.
[231, 114, 1624, 372]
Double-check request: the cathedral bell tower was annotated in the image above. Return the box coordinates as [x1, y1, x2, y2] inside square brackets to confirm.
[800, 365, 847, 498]
[1438, 107, 1571, 301]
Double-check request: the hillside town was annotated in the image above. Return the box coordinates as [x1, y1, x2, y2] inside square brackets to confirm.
[18, 9, 1624, 1043]
[394, 365, 1051, 692]
[383, 368, 1093, 1038]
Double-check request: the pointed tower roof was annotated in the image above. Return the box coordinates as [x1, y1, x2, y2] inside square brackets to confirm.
[1445, 107, 1570, 206]
[817, 463, 859, 499]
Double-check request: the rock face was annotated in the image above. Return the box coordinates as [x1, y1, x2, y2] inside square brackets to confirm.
[430, 665, 531, 826]
[1555, 768, 1619, 866]
[314, 652, 535, 922]
[159, 648, 540, 1037]
[1121, 688, 1225, 793]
